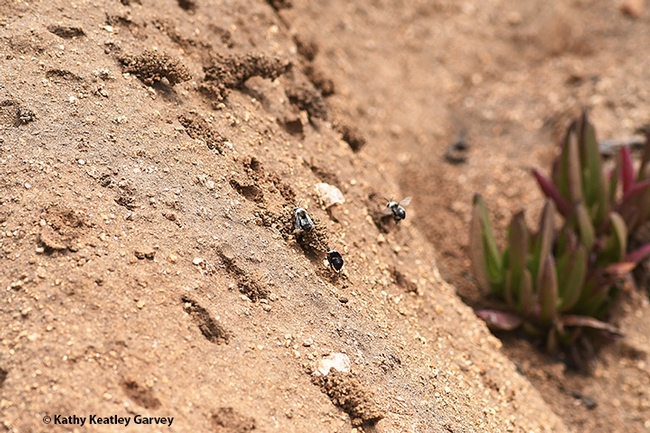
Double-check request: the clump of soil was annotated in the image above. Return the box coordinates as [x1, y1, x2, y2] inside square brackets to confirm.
[285, 79, 328, 120]
[177, 0, 197, 12]
[201, 53, 291, 102]
[266, 0, 292, 11]
[38, 204, 87, 252]
[312, 370, 384, 427]
[182, 298, 230, 344]
[237, 273, 270, 302]
[211, 407, 255, 433]
[0, 100, 35, 127]
[119, 50, 191, 86]
[303, 64, 335, 97]
[46, 24, 85, 39]
[122, 375, 161, 409]
[178, 113, 226, 152]
[334, 121, 367, 152]
[229, 178, 264, 203]
[294, 216, 330, 257]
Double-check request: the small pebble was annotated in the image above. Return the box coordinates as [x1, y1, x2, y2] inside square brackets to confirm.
[317, 353, 351, 375]
[192, 257, 204, 265]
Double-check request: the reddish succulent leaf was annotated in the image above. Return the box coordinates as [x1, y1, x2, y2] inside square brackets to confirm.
[625, 242, 650, 264]
[532, 169, 572, 217]
[617, 180, 650, 230]
[605, 242, 650, 275]
[620, 146, 635, 196]
[476, 310, 523, 331]
[560, 314, 623, 336]
[639, 131, 650, 180]
[622, 179, 650, 203]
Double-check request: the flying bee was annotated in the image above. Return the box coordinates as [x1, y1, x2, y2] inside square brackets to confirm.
[327, 250, 344, 273]
[382, 196, 412, 222]
[294, 203, 314, 232]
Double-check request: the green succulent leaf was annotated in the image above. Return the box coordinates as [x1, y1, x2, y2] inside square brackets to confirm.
[609, 167, 618, 205]
[577, 276, 615, 317]
[508, 211, 528, 285]
[538, 254, 558, 324]
[469, 194, 503, 293]
[519, 269, 534, 316]
[578, 113, 604, 211]
[567, 128, 584, 204]
[593, 162, 610, 228]
[531, 200, 555, 284]
[575, 202, 595, 252]
[556, 245, 587, 313]
[553, 119, 578, 201]
[602, 212, 627, 264]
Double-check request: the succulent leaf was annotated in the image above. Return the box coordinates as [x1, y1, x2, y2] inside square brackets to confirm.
[470, 194, 503, 292]
[556, 245, 587, 313]
[538, 254, 559, 324]
[507, 211, 528, 288]
[531, 200, 555, 284]
[553, 119, 578, 200]
[566, 129, 584, 204]
[579, 112, 604, 210]
[532, 169, 572, 217]
[617, 180, 650, 231]
[560, 314, 623, 336]
[519, 269, 534, 316]
[620, 146, 636, 197]
[476, 310, 524, 331]
[625, 242, 650, 264]
[575, 202, 595, 252]
[602, 212, 627, 263]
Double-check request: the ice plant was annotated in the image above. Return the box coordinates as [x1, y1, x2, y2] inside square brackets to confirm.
[533, 111, 650, 235]
[470, 113, 650, 351]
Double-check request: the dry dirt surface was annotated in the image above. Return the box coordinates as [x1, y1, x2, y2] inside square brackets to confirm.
[1, 1, 649, 433]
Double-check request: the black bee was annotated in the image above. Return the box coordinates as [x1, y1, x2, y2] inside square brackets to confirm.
[294, 205, 314, 232]
[382, 196, 412, 222]
[327, 250, 344, 273]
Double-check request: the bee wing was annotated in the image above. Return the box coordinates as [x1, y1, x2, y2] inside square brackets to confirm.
[381, 207, 394, 215]
[399, 196, 412, 207]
